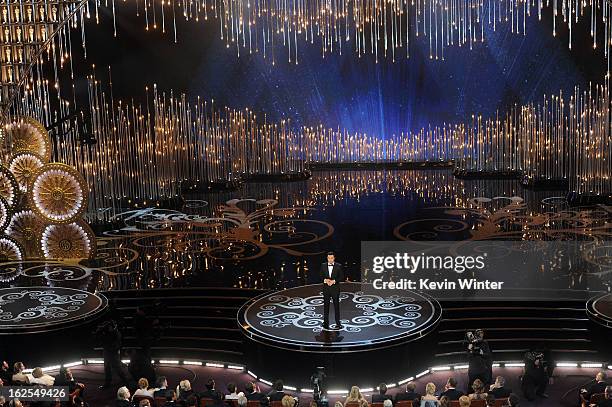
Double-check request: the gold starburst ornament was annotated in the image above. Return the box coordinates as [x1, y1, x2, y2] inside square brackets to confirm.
[4, 117, 51, 162]
[41, 221, 96, 260]
[6, 210, 45, 258]
[9, 152, 44, 192]
[0, 165, 19, 208]
[29, 163, 88, 224]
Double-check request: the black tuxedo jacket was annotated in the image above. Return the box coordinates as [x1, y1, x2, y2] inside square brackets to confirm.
[440, 388, 464, 401]
[586, 382, 609, 401]
[489, 387, 511, 399]
[320, 262, 344, 293]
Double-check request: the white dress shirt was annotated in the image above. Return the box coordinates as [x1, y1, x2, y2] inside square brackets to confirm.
[327, 263, 334, 278]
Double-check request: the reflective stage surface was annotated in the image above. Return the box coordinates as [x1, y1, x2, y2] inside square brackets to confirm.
[1, 169, 611, 293]
[238, 282, 441, 351]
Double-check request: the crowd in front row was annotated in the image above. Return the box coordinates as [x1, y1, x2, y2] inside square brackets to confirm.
[115, 376, 522, 407]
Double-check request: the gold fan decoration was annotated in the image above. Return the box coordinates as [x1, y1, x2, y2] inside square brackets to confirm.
[41, 221, 96, 260]
[4, 117, 52, 162]
[0, 115, 95, 263]
[6, 210, 45, 258]
[29, 163, 88, 224]
[0, 236, 24, 263]
[9, 152, 44, 192]
[0, 165, 18, 208]
[0, 197, 10, 232]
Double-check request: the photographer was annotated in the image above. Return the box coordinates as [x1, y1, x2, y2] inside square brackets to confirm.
[465, 329, 493, 389]
[521, 349, 553, 401]
[95, 320, 130, 389]
[311, 367, 328, 407]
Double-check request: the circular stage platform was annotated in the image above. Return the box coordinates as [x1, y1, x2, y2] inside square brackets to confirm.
[238, 282, 441, 352]
[0, 287, 108, 334]
[587, 293, 612, 328]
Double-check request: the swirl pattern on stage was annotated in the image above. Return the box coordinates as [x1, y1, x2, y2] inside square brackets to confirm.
[0, 287, 107, 332]
[239, 283, 441, 351]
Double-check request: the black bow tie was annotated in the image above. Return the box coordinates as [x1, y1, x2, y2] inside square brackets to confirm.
[328, 264, 333, 266]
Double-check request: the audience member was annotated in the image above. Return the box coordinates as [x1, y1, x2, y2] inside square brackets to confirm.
[310, 401, 318, 407]
[485, 395, 495, 407]
[237, 396, 248, 407]
[394, 382, 420, 404]
[11, 363, 29, 385]
[54, 367, 81, 393]
[0, 361, 11, 385]
[199, 378, 224, 406]
[583, 371, 608, 403]
[439, 396, 450, 407]
[139, 400, 151, 407]
[154, 376, 172, 399]
[226, 383, 245, 400]
[0, 395, 5, 406]
[440, 378, 464, 401]
[420, 382, 439, 406]
[597, 386, 612, 407]
[30, 367, 54, 386]
[162, 390, 178, 406]
[503, 394, 519, 407]
[489, 376, 511, 399]
[372, 383, 393, 403]
[116, 386, 132, 407]
[133, 377, 154, 399]
[382, 400, 392, 407]
[8, 400, 23, 407]
[334, 401, 343, 407]
[458, 396, 470, 407]
[268, 380, 287, 402]
[245, 381, 269, 406]
[281, 395, 297, 407]
[177, 380, 195, 404]
[345, 386, 368, 407]
[468, 379, 487, 401]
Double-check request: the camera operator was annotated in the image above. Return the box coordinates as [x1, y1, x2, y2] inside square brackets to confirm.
[521, 348, 553, 401]
[311, 367, 328, 407]
[95, 320, 130, 389]
[465, 329, 493, 389]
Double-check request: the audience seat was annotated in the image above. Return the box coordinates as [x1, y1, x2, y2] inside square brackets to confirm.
[493, 399, 508, 407]
[469, 400, 487, 407]
[345, 402, 362, 407]
[395, 402, 413, 407]
[247, 401, 261, 407]
[372, 403, 384, 407]
[155, 397, 167, 407]
[201, 398, 216, 407]
[591, 393, 606, 405]
[271, 401, 283, 407]
[227, 400, 239, 407]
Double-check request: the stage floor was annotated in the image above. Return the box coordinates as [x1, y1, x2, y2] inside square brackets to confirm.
[238, 282, 441, 352]
[0, 287, 107, 334]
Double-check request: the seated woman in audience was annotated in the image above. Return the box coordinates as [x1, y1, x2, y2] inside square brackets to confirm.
[177, 380, 195, 404]
[281, 395, 297, 407]
[345, 386, 369, 407]
[439, 396, 450, 407]
[11, 363, 29, 385]
[133, 377, 155, 399]
[30, 367, 55, 386]
[334, 401, 344, 407]
[420, 383, 439, 407]
[226, 383, 245, 400]
[469, 379, 488, 401]
[458, 396, 471, 407]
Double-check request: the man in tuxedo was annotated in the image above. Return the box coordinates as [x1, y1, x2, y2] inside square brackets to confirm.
[440, 377, 464, 401]
[320, 252, 344, 330]
[245, 381, 269, 406]
[489, 376, 512, 399]
[372, 383, 393, 403]
[581, 371, 608, 405]
[394, 382, 421, 404]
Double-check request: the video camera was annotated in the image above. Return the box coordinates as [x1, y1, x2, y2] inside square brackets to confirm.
[466, 329, 486, 356]
[310, 367, 328, 407]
